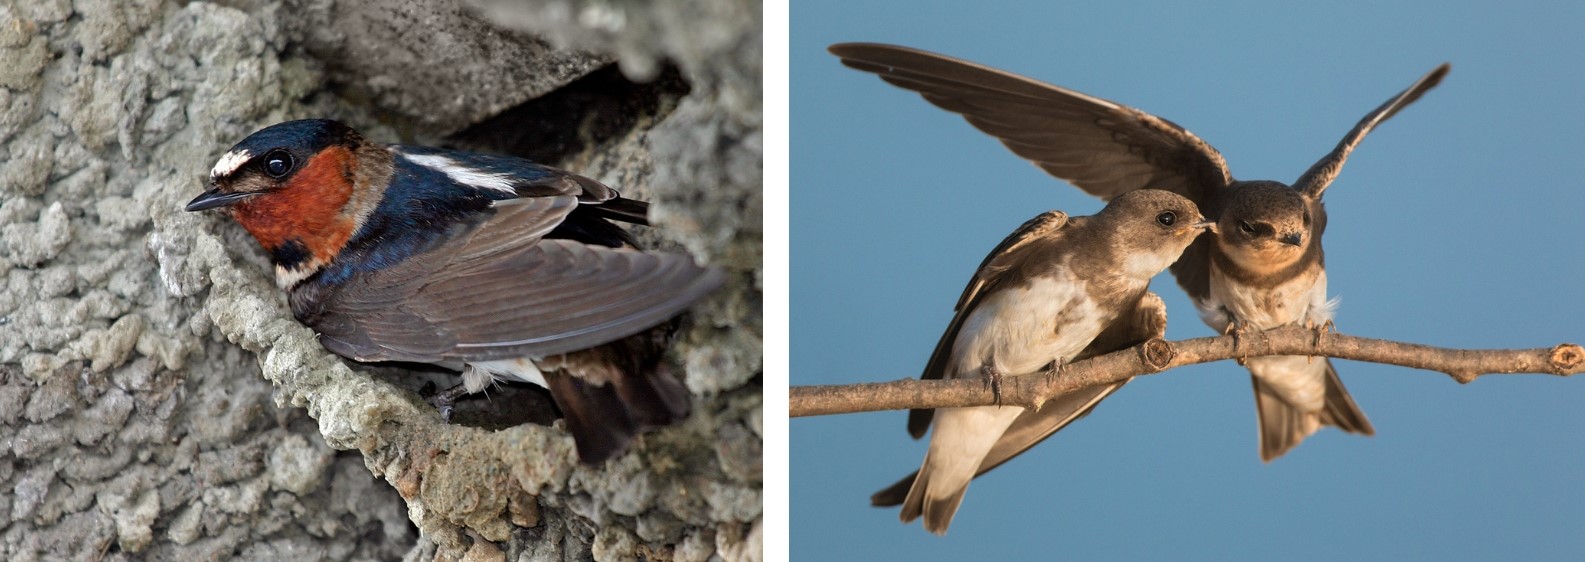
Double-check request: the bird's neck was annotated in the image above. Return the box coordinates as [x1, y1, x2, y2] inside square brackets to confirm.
[1211, 239, 1323, 289]
[230, 145, 391, 289]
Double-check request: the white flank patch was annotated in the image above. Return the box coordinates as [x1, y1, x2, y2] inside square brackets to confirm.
[274, 264, 319, 290]
[467, 358, 549, 392]
[1194, 297, 1231, 333]
[211, 149, 252, 179]
[1306, 270, 1339, 325]
[402, 153, 518, 194]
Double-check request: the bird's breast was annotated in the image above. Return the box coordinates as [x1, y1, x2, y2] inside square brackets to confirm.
[950, 273, 1106, 378]
[1207, 261, 1326, 329]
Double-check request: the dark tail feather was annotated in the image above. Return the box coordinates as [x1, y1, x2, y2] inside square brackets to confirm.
[611, 362, 691, 428]
[543, 369, 691, 464]
[872, 473, 914, 507]
[590, 196, 650, 226]
[1318, 359, 1374, 436]
[897, 463, 965, 535]
[542, 330, 692, 464]
[544, 372, 639, 464]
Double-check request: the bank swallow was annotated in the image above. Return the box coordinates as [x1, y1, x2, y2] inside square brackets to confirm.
[885, 189, 1210, 534]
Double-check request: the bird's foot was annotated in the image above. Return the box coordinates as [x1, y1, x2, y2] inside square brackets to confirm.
[1223, 311, 1252, 366]
[982, 365, 1004, 407]
[1043, 359, 1067, 383]
[426, 383, 474, 423]
[1305, 319, 1336, 363]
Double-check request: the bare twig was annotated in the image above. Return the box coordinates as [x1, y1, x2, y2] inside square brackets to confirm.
[789, 325, 1584, 418]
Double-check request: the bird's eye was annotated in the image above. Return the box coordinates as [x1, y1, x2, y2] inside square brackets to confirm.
[1156, 211, 1176, 227]
[1238, 221, 1256, 235]
[263, 150, 293, 178]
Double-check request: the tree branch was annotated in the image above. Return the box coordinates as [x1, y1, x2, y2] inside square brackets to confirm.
[790, 325, 1585, 418]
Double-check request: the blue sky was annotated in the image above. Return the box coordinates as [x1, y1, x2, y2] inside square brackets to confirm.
[790, 1, 1585, 560]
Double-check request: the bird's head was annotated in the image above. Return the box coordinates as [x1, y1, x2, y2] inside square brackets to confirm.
[1100, 189, 1214, 280]
[186, 119, 392, 288]
[1215, 181, 1317, 272]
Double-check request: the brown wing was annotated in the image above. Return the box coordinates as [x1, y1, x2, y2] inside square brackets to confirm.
[830, 42, 1232, 204]
[907, 210, 1070, 438]
[875, 291, 1167, 506]
[302, 196, 725, 362]
[1293, 64, 1449, 198]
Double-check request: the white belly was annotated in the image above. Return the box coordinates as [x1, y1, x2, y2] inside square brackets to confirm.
[1200, 267, 1334, 332]
[1198, 264, 1340, 414]
[949, 274, 1106, 378]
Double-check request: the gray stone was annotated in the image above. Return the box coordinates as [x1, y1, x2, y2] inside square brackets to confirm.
[266, 433, 334, 495]
[2, 202, 72, 267]
[285, 0, 610, 133]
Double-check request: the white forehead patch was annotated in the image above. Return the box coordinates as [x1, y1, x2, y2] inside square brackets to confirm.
[211, 149, 252, 179]
[402, 153, 517, 194]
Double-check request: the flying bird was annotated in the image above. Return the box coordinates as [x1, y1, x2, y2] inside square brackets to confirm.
[831, 42, 1448, 461]
[883, 189, 1211, 534]
[186, 119, 725, 464]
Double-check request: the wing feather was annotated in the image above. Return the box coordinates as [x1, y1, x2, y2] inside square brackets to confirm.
[306, 196, 724, 362]
[831, 42, 1232, 203]
[1294, 64, 1449, 198]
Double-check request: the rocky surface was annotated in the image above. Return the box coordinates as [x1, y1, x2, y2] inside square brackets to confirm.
[0, 0, 761, 560]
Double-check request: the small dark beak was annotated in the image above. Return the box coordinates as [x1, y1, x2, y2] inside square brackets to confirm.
[1279, 232, 1303, 247]
[184, 187, 258, 212]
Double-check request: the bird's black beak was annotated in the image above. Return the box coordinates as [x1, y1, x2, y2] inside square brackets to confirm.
[184, 187, 258, 212]
[1279, 232, 1303, 246]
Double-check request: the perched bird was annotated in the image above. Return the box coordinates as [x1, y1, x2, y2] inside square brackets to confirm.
[870, 290, 1167, 514]
[832, 43, 1448, 461]
[883, 189, 1212, 534]
[185, 119, 724, 464]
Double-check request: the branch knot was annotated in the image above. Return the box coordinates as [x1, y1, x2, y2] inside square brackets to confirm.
[1139, 338, 1175, 372]
[1550, 343, 1584, 373]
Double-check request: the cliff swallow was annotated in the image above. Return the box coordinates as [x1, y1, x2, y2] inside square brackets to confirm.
[186, 119, 725, 464]
[831, 42, 1448, 461]
[882, 189, 1210, 534]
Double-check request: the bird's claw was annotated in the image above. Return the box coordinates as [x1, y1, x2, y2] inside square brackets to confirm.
[1223, 312, 1252, 365]
[1305, 319, 1335, 363]
[1043, 359, 1066, 383]
[982, 365, 1004, 407]
[426, 383, 472, 423]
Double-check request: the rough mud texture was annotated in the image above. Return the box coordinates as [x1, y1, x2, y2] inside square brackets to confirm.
[282, 0, 610, 133]
[0, 0, 761, 561]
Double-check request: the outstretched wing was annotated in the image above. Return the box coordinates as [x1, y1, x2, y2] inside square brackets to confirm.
[1293, 64, 1450, 198]
[297, 196, 724, 362]
[830, 42, 1232, 204]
